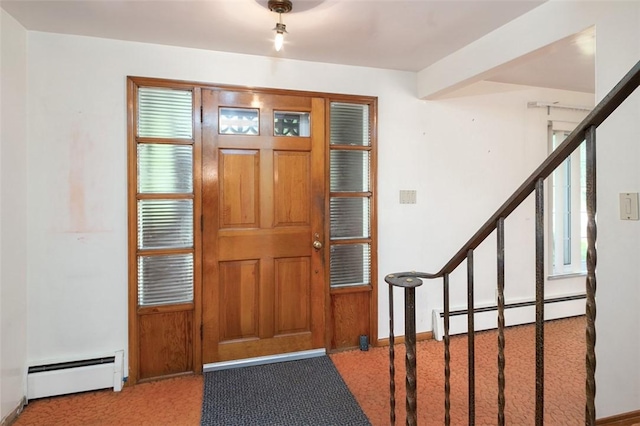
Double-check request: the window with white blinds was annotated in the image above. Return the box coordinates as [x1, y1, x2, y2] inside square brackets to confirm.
[329, 102, 373, 288]
[135, 87, 195, 307]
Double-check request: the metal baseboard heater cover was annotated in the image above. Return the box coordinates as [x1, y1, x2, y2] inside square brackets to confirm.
[203, 348, 326, 372]
[432, 293, 586, 341]
[27, 350, 124, 400]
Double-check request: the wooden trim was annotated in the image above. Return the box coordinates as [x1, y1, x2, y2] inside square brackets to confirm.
[377, 331, 433, 347]
[192, 87, 203, 374]
[329, 238, 372, 246]
[330, 192, 372, 198]
[330, 284, 372, 295]
[137, 303, 194, 315]
[323, 99, 333, 351]
[311, 96, 328, 351]
[136, 371, 196, 385]
[136, 248, 194, 257]
[328, 144, 372, 152]
[596, 410, 640, 425]
[136, 193, 194, 200]
[136, 138, 194, 145]
[126, 77, 139, 385]
[129, 75, 377, 105]
[369, 97, 379, 347]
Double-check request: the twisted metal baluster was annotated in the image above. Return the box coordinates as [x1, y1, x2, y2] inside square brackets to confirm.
[389, 281, 396, 426]
[444, 273, 451, 426]
[585, 126, 597, 426]
[535, 178, 545, 426]
[497, 218, 506, 426]
[467, 250, 475, 426]
[405, 283, 418, 426]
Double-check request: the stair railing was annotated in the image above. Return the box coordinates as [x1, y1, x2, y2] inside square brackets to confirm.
[385, 59, 640, 426]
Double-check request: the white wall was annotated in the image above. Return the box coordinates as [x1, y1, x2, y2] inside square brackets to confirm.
[381, 81, 593, 335]
[0, 8, 28, 422]
[591, 3, 640, 419]
[25, 32, 427, 374]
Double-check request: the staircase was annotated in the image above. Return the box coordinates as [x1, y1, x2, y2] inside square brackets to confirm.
[385, 60, 640, 426]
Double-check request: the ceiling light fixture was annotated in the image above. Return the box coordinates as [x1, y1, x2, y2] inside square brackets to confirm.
[268, 0, 292, 52]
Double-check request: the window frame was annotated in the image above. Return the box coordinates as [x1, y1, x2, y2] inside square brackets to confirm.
[327, 101, 376, 290]
[547, 121, 587, 278]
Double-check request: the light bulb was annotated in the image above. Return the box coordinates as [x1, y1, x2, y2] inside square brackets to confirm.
[275, 31, 284, 51]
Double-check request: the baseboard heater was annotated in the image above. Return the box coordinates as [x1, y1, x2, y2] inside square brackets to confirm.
[432, 294, 586, 341]
[27, 350, 124, 400]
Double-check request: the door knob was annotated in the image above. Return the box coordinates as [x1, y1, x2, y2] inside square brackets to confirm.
[312, 233, 323, 250]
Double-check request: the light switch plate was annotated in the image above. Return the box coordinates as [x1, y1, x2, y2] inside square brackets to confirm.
[619, 193, 639, 220]
[399, 190, 417, 204]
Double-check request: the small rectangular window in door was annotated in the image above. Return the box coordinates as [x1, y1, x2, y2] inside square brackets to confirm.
[274, 111, 310, 137]
[219, 107, 259, 135]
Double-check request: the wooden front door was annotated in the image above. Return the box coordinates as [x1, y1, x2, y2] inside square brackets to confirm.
[202, 89, 326, 363]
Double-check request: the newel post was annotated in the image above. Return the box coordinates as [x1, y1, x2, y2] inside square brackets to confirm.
[386, 273, 424, 426]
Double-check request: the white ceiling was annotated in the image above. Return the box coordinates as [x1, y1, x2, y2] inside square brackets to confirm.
[1, 0, 595, 93]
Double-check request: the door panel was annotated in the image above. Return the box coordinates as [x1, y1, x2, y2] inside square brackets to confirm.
[275, 257, 311, 334]
[219, 150, 259, 228]
[274, 151, 310, 226]
[202, 90, 325, 363]
[219, 260, 259, 340]
[138, 310, 193, 380]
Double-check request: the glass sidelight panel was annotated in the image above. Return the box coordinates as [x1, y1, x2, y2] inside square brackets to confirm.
[274, 111, 310, 137]
[330, 244, 371, 287]
[138, 87, 193, 139]
[138, 253, 194, 306]
[330, 150, 370, 192]
[219, 107, 259, 135]
[330, 197, 370, 239]
[330, 102, 370, 146]
[137, 199, 193, 250]
[138, 144, 193, 194]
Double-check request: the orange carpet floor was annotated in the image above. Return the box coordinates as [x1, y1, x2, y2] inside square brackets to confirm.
[14, 317, 585, 425]
[332, 316, 585, 425]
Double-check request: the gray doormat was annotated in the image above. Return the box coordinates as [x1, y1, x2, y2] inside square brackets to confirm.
[201, 355, 371, 425]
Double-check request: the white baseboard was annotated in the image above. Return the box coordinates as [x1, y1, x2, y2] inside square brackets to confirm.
[27, 350, 124, 400]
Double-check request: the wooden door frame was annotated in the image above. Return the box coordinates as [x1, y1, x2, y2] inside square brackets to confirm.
[128, 76, 377, 384]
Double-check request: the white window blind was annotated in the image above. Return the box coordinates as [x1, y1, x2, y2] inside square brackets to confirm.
[138, 87, 193, 139]
[329, 102, 373, 288]
[136, 87, 195, 306]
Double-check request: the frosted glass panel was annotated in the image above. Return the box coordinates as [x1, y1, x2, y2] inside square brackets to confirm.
[138, 87, 193, 139]
[330, 197, 370, 239]
[138, 254, 193, 306]
[330, 150, 369, 192]
[274, 111, 310, 137]
[330, 102, 369, 146]
[138, 144, 193, 193]
[330, 244, 371, 287]
[138, 199, 193, 250]
[219, 108, 259, 135]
